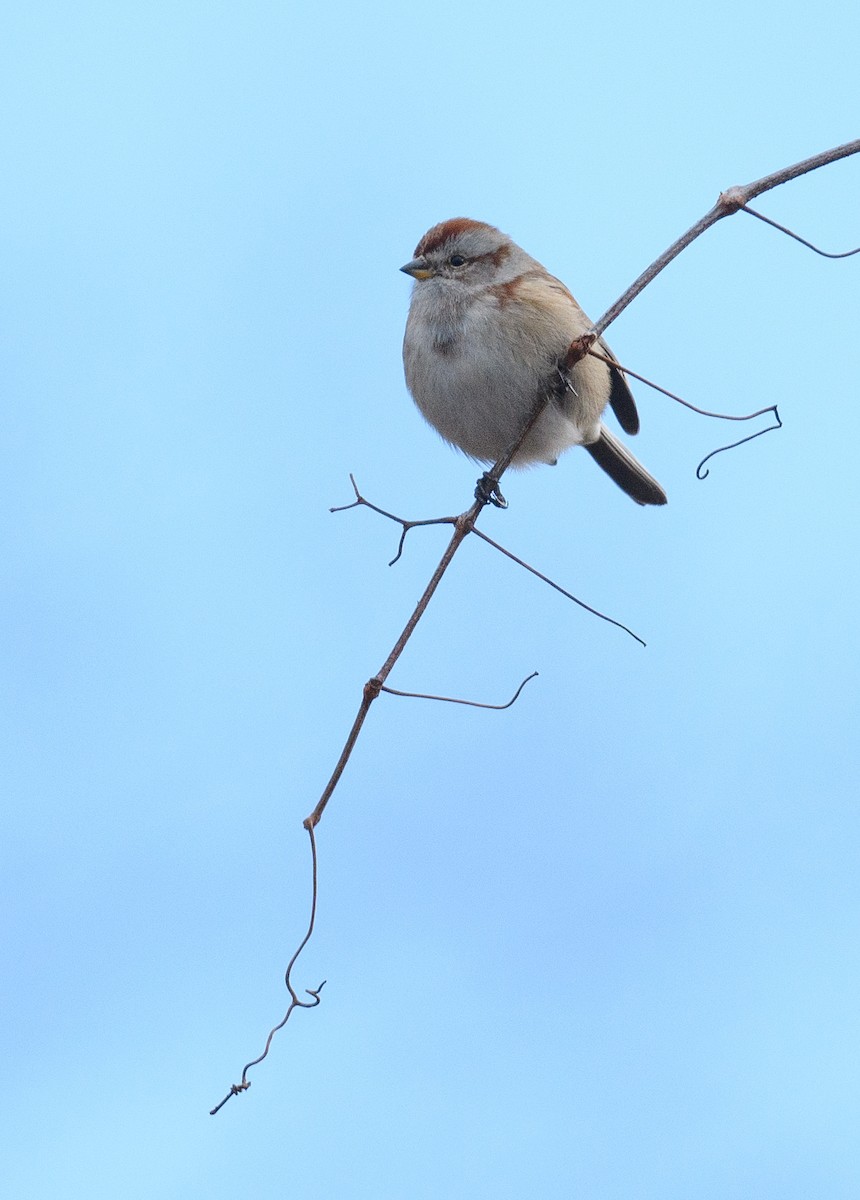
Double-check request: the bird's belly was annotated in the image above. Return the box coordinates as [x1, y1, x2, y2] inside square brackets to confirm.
[408, 344, 589, 465]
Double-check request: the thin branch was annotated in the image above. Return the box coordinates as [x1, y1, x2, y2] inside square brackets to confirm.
[210, 823, 324, 1115]
[587, 347, 778, 423]
[305, 503, 482, 830]
[591, 138, 860, 338]
[740, 204, 860, 258]
[336, 477, 645, 646]
[380, 671, 539, 710]
[307, 384, 615, 832]
[696, 408, 784, 479]
[331, 474, 456, 565]
[470, 528, 646, 647]
[587, 347, 783, 477]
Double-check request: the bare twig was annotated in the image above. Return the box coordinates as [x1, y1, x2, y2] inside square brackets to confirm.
[469, 527, 646, 646]
[587, 348, 778, 424]
[304, 387, 566, 834]
[334, 476, 644, 642]
[332, 474, 456, 565]
[741, 203, 860, 259]
[696, 408, 784, 479]
[587, 347, 783, 478]
[591, 138, 860, 338]
[380, 671, 539, 710]
[305, 504, 482, 830]
[210, 823, 324, 1115]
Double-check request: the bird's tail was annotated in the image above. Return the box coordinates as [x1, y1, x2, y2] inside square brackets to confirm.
[584, 426, 667, 506]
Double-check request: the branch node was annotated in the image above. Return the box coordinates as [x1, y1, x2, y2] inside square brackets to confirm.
[718, 186, 747, 213]
[563, 332, 597, 370]
[364, 676, 384, 702]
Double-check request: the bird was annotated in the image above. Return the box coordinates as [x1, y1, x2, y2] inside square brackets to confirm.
[401, 218, 667, 507]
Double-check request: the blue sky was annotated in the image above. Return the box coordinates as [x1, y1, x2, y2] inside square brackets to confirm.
[2, 2, 859, 1197]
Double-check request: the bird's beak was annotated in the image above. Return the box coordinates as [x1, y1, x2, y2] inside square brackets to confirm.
[400, 255, 433, 280]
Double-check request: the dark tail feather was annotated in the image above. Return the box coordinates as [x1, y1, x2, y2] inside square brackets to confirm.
[599, 339, 640, 435]
[584, 426, 667, 506]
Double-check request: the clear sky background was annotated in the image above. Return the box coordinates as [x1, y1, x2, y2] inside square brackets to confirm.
[2, 3, 859, 1197]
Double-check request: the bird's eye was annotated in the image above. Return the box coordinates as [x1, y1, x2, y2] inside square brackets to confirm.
[448, 254, 466, 267]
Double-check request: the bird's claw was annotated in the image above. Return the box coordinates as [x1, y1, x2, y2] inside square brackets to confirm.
[475, 473, 508, 509]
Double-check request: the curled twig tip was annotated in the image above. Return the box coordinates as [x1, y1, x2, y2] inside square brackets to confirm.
[696, 406, 782, 479]
[210, 824, 323, 1115]
[209, 1080, 251, 1116]
[588, 348, 785, 480]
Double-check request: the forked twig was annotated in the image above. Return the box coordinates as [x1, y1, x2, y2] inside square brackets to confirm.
[332, 474, 456, 565]
[334, 476, 645, 643]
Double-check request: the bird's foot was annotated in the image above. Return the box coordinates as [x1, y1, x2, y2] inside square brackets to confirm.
[475, 473, 508, 509]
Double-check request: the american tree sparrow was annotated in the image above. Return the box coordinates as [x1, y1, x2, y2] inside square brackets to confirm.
[401, 218, 667, 507]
